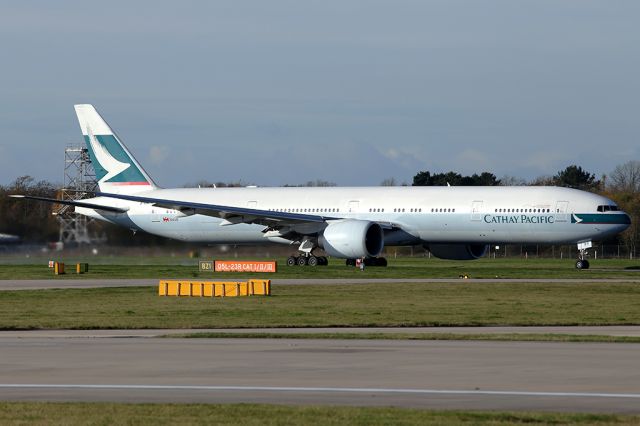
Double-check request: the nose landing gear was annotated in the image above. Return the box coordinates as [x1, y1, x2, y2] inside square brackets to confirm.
[575, 241, 592, 270]
[575, 258, 590, 270]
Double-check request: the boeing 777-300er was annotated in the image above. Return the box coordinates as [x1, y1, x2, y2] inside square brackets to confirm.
[12, 105, 631, 269]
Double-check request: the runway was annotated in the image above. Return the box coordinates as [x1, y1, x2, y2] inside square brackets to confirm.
[2, 278, 639, 413]
[0, 336, 639, 413]
[1, 277, 640, 291]
[2, 326, 640, 338]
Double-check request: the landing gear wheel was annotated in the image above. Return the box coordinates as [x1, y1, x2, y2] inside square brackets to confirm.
[286, 256, 297, 267]
[297, 256, 308, 266]
[576, 259, 590, 270]
[307, 256, 318, 267]
[318, 256, 328, 266]
[362, 257, 387, 267]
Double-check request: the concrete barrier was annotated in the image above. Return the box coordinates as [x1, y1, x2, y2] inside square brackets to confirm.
[159, 280, 271, 297]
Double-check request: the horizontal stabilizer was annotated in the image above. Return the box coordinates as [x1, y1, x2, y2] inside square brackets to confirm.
[10, 195, 129, 214]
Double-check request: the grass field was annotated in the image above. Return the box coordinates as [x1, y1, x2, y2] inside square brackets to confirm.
[1, 280, 639, 329]
[0, 402, 637, 425]
[1, 257, 640, 280]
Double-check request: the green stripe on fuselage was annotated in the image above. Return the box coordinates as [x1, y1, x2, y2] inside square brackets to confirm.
[572, 213, 631, 225]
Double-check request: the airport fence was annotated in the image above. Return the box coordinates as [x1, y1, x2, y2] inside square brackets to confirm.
[389, 244, 637, 260]
[0, 243, 636, 264]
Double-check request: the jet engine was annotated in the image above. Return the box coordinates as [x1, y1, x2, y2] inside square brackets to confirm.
[426, 243, 488, 260]
[319, 220, 384, 259]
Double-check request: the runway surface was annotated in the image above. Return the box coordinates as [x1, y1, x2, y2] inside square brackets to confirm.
[2, 326, 640, 338]
[2, 278, 640, 413]
[0, 336, 639, 413]
[1, 277, 640, 290]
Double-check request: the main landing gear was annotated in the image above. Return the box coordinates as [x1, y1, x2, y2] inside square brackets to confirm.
[286, 254, 328, 267]
[575, 241, 592, 270]
[286, 239, 329, 267]
[346, 257, 388, 267]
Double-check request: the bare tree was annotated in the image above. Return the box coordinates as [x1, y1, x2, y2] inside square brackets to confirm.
[609, 161, 640, 193]
[529, 175, 554, 186]
[499, 175, 527, 186]
[283, 180, 337, 187]
[184, 180, 247, 188]
[380, 177, 397, 186]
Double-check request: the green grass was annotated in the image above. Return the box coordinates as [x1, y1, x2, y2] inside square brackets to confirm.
[0, 402, 637, 425]
[2, 257, 640, 280]
[1, 281, 640, 329]
[171, 332, 640, 343]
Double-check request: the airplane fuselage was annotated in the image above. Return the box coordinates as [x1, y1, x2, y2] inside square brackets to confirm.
[77, 185, 630, 246]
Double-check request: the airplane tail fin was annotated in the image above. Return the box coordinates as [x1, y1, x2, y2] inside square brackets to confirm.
[74, 104, 158, 194]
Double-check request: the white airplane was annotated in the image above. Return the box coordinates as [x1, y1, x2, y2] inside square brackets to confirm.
[12, 105, 631, 269]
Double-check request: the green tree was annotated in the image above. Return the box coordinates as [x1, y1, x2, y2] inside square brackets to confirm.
[553, 165, 600, 191]
[413, 171, 500, 186]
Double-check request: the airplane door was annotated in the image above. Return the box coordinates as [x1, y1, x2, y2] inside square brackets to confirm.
[471, 201, 483, 221]
[348, 200, 360, 213]
[247, 201, 258, 209]
[555, 201, 569, 222]
[151, 208, 162, 223]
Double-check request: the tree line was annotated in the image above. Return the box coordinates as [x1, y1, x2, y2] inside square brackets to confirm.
[409, 162, 639, 253]
[411, 165, 601, 190]
[1, 161, 639, 251]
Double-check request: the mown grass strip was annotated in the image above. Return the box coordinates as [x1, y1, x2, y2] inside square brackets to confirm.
[0, 402, 637, 425]
[1, 281, 640, 329]
[2, 257, 640, 280]
[168, 332, 640, 343]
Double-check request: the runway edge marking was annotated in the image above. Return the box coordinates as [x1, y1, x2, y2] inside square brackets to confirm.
[1, 384, 640, 399]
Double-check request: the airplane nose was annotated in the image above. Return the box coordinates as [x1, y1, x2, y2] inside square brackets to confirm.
[621, 212, 632, 229]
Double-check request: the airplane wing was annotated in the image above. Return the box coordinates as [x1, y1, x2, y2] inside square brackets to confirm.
[95, 191, 333, 226]
[9, 195, 129, 214]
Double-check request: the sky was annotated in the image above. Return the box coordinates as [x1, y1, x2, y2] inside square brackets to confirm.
[0, 0, 639, 187]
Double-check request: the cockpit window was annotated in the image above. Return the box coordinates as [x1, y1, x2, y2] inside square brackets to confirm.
[597, 205, 620, 212]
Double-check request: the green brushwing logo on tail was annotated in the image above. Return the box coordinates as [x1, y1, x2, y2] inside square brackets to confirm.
[83, 134, 148, 184]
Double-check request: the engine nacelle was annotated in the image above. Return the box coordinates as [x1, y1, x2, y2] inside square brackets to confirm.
[427, 243, 488, 260]
[319, 220, 384, 259]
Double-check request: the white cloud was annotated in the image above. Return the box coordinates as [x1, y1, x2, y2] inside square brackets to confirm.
[384, 148, 400, 160]
[149, 145, 169, 165]
[455, 149, 492, 172]
[522, 150, 566, 173]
